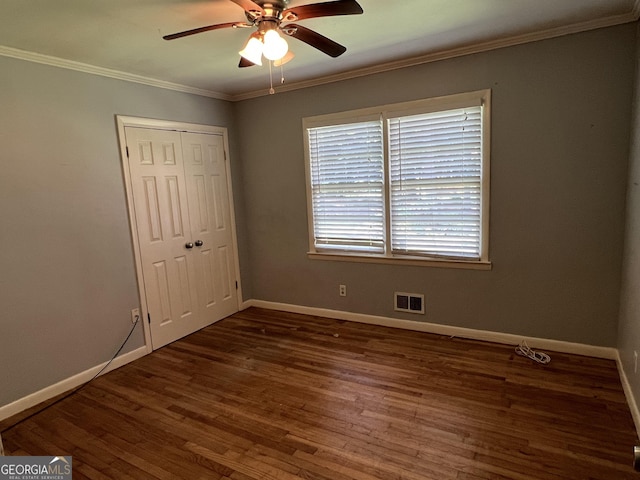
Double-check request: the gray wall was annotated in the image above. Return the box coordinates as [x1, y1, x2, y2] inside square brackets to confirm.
[2, 22, 637, 410]
[0, 56, 246, 407]
[618, 23, 640, 412]
[235, 24, 636, 347]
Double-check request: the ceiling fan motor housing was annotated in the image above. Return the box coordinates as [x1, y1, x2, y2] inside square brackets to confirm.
[246, 1, 291, 28]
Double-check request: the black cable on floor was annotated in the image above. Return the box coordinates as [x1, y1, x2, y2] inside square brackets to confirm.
[1, 315, 140, 436]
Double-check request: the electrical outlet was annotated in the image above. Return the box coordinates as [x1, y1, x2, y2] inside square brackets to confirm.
[131, 308, 140, 324]
[339, 285, 347, 297]
[635, 351, 638, 374]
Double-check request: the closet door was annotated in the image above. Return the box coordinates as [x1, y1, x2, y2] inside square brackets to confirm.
[182, 132, 239, 325]
[125, 127, 201, 348]
[124, 126, 239, 350]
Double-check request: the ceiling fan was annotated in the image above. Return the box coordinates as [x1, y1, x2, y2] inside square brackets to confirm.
[163, 0, 364, 68]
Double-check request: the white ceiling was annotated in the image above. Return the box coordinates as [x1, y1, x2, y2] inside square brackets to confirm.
[1, 0, 638, 101]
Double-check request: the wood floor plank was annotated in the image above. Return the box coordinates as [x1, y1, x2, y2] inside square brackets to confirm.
[2, 307, 638, 479]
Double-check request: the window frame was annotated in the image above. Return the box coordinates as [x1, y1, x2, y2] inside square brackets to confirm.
[303, 89, 491, 270]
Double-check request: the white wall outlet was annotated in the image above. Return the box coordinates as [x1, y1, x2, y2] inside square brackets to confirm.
[131, 308, 140, 324]
[635, 351, 638, 374]
[339, 285, 347, 297]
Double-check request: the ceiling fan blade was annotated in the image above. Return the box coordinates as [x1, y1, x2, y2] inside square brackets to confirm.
[283, 24, 347, 57]
[163, 22, 243, 40]
[239, 56, 257, 68]
[229, 0, 265, 14]
[282, 0, 363, 22]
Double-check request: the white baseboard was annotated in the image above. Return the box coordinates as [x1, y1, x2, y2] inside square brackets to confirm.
[246, 300, 640, 436]
[0, 346, 147, 422]
[616, 352, 640, 440]
[5, 303, 636, 440]
[245, 299, 618, 359]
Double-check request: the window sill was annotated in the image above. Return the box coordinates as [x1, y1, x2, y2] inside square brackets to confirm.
[307, 251, 492, 270]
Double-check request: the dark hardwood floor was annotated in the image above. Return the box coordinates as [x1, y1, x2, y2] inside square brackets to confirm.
[2, 307, 638, 479]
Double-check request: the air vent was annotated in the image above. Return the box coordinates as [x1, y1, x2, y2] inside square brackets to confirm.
[394, 292, 424, 314]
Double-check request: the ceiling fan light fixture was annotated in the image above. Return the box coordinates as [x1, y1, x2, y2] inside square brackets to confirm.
[262, 29, 289, 61]
[239, 36, 263, 66]
[164, 0, 364, 73]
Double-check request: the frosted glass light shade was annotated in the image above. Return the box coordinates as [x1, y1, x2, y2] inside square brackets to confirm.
[239, 37, 263, 66]
[262, 30, 288, 61]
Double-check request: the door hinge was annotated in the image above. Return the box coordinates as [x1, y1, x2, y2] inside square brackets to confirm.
[147, 313, 151, 324]
[224, 150, 228, 162]
[126, 146, 129, 158]
[235, 281, 238, 290]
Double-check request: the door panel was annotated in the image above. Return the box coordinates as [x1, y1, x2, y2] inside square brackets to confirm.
[200, 248, 217, 307]
[182, 132, 238, 321]
[166, 176, 186, 238]
[141, 177, 163, 242]
[151, 260, 172, 324]
[212, 174, 226, 230]
[126, 127, 200, 349]
[218, 245, 233, 300]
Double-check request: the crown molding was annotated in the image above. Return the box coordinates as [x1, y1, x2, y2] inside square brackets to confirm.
[0, 45, 232, 101]
[231, 10, 639, 101]
[2, 7, 638, 104]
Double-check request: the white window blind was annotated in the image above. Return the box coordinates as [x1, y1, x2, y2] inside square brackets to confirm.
[304, 90, 490, 266]
[388, 106, 483, 259]
[307, 120, 385, 253]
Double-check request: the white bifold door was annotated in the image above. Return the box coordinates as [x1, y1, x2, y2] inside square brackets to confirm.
[122, 124, 239, 350]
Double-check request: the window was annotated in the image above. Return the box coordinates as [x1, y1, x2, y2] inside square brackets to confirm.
[307, 118, 384, 253]
[304, 90, 490, 268]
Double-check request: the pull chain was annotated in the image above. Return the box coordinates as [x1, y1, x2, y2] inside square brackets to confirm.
[268, 60, 286, 95]
[269, 61, 275, 95]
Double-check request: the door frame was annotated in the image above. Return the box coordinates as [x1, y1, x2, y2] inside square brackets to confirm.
[116, 115, 243, 352]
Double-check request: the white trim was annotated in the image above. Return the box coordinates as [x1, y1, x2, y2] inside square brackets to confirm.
[232, 12, 639, 101]
[616, 352, 640, 440]
[117, 117, 154, 352]
[307, 252, 492, 270]
[246, 299, 618, 360]
[303, 89, 490, 125]
[2, 10, 637, 103]
[4, 302, 636, 440]
[221, 131, 244, 312]
[303, 89, 492, 266]
[0, 46, 232, 101]
[0, 346, 147, 422]
[480, 90, 492, 263]
[116, 116, 232, 134]
[246, 301, 640, 433]
[116, 116, 243, 351]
